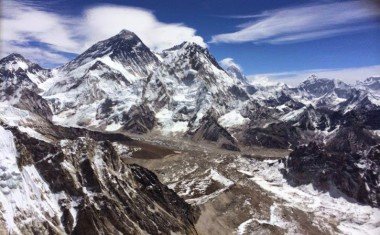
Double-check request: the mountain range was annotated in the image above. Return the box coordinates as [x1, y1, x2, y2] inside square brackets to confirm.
[1, 30, 379, 234]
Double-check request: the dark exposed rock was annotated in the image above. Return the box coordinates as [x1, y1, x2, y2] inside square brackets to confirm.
[342, 106, 380, 129]
[265, 92, 304, 109]
[241, 122, 302, 149]
[283, 142, 380, 208]
[122, 104, 156, 134]
[16, 88, 53, 120]
[228, 85, 249, 101]
[96, 98, 117, 120]
[245, 85, 258, 95]
[87, 61, 131, 85]
[325, 127, 379, 153]
[143, 76, 171, 110]
[188, 112, 240, 151]
[240, 101, 279, 127]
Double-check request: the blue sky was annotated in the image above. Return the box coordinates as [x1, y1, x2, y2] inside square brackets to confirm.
[1, 0, 380, 84]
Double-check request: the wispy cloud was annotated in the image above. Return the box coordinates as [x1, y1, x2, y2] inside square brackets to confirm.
[0, 0, 206, 66]
[219, 57, 242, 70]
[213, 12, 271, 19]
[211, 1, 380, 44]
[248, 65, 380, 86]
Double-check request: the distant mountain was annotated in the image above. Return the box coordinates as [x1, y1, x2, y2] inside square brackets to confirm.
[0, 54, 53, 125]
[297, 75, 350, 98]
[0, 53, 50, 85]
[224, 63, 247, 83]
[357, 76, 380, 95]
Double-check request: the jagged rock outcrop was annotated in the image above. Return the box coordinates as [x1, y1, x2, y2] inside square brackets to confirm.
[283, 142, 380, 208]
[122, 104, 156, 134]
[241, 122, 302, 149]
[188, 112, 240, 151]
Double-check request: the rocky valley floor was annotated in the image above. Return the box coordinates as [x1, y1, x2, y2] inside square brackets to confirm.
[122, 134, 380, 235]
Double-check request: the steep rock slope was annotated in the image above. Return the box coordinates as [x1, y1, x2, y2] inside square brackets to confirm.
[0, 124, 199, 234]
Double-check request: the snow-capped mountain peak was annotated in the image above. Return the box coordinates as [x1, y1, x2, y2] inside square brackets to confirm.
[219, 58, 247, 83]
[226, 64, 246, 82]
[357, 76, 380, 94]
[61, 29, 160, 77]
[162, 41, 223, 71]
[0, 53, 30, 71]
[0, 53, 50, 85]
[1, 53, 38, 73]
[116, 28, 138, 38]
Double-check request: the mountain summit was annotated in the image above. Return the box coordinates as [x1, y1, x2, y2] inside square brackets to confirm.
[62, 29, 160, 76]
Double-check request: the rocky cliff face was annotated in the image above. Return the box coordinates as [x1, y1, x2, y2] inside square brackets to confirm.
[187, 111, 240, 151]
[0, 124, 199, 234]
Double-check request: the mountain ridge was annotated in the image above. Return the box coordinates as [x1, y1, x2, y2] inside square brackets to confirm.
[1, 30, 379, 151]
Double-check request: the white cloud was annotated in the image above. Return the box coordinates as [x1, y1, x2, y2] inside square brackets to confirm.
[0, 0, 206, 66]
[211, 1, 380, 44]
[219, 57, 242, 70]
[1, 41, 70, 66]
[248, 65, 380, 87]
[79, 5, 205, 52]
[1, 1, 80, 53]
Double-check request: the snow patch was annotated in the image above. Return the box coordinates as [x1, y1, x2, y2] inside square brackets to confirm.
[218, 110, 249, 128]
[0, 126, 64, 233]
[155, 108, 189, 134]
